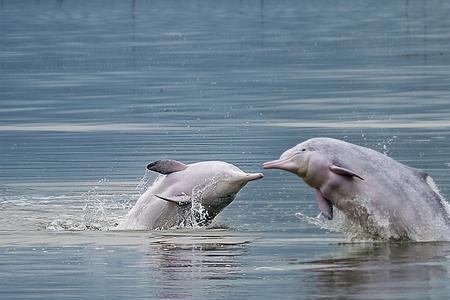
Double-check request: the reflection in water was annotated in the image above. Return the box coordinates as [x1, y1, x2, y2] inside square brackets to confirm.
[2, 0, 450, 299]
[141, 232, 248, 299]
[305, 242, 450, 299]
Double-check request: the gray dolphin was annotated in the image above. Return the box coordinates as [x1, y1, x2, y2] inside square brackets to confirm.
[263, 137, 450, 240]
[117, 160, 263, 230]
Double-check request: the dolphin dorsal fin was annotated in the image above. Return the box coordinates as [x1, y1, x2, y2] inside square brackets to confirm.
[154, 194, 192, 206]
[146, 160, 188, 174]
[329, 165, 364, 180]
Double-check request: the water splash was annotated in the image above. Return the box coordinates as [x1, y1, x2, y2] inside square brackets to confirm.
[45, 170, 164, 231]
[47, 178, 137, 231]
[376, 135, 397, 155]
[295, 210, 380, 241]
[164, 175, 224, 230]
[136, 170, 156, 194]
[296, 180, 450, 242]
[189, 201, 211, 228]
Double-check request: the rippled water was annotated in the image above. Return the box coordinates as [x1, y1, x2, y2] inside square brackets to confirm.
[2, 0, 450, 299]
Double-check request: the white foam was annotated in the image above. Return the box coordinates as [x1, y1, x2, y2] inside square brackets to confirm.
[296, 210, 381, 241]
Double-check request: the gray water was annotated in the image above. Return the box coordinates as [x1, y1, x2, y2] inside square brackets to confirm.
[2, 0, 450, 299]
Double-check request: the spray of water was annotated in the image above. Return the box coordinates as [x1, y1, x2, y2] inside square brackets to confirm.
[169, 175, 224, 230]
[296, 177, 450, 242]
[295, 210, 383, 241]
[47, 177, 143, 231]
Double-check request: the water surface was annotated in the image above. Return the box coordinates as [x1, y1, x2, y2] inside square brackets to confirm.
[1, 0, 450, 299]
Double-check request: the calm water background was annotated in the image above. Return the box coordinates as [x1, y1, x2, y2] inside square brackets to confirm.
[1, 0, 450, 299]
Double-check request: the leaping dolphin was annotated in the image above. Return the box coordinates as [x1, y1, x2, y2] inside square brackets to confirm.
[264, 137, 450, 241]
[117, 160, 263, 230]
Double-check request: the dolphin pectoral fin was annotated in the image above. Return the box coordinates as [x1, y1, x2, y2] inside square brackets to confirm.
[154, 194, 192, 206]
[329, 165, 364, 180]
[147, 160, 188, 174]
[316, 189, 333, 220]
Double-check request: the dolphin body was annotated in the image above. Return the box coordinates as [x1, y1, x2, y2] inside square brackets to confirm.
[117, 160, 263, 230]
[264, 137, 450, 240]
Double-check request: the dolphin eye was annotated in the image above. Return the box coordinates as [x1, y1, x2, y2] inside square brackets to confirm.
[301, 149, 306, 152]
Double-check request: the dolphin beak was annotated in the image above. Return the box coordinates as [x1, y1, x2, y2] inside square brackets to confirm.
[244, 172, 264, 181]
[262, 158, 291, 170]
